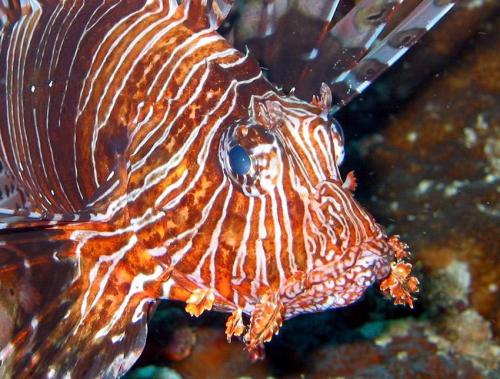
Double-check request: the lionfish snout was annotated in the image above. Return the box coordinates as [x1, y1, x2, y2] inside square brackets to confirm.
[280, 179, 393, 317]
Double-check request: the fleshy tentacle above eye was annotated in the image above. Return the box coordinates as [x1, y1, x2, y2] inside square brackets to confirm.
[329, 0, 456, 112]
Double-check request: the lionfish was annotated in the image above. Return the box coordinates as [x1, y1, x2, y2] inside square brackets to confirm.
[0, 0, 454, 377]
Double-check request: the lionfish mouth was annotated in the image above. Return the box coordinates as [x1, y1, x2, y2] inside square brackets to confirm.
[277, 179, 418, 318]
[280, 236, 393, 318]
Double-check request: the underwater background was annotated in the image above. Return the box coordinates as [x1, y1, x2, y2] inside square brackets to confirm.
[125, 0, 499, 378]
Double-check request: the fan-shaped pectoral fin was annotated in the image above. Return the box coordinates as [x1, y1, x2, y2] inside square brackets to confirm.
[0, 227, 170, 378]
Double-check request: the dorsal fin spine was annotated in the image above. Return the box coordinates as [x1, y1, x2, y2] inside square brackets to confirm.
[0, 0, 44, 26]
[183, 0, 234, 30]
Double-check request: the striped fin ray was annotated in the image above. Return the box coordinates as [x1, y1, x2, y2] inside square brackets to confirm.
[296, 0, 404, 99]
[235, 0, 403, 98]
[0, 209, 109, 230]
[274, 0, 340, 91]
[0, 226, 165, 378]
[294, 0, 341, 56]
[184, 0, 234, 29]
[330, 0, 456, 112]
[0, 159, 112, 229]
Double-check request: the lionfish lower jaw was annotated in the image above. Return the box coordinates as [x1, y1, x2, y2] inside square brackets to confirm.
[279, 244, 390, 312]
[189, 237, 416, 358]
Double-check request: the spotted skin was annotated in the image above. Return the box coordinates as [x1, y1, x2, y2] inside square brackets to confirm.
[0, 0, 450, 377]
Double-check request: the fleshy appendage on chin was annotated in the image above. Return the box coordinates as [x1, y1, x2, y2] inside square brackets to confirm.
[380, 235, 420, 308]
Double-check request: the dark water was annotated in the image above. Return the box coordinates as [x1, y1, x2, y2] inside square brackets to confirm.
[126, 2, 499, 378]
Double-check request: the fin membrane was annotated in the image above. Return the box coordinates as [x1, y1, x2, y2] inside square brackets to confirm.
[0, 228, 157, 378]
[233, 0, 454, 107]
[330, 0, 456, 111]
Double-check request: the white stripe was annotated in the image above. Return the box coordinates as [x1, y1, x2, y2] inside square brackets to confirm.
[94, 265, 163, 339]
[232, 196, 254, 284]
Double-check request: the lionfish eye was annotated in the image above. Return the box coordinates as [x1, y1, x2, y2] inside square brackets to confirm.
[228, 145, 251, 175]
[221, 122, 281, 196]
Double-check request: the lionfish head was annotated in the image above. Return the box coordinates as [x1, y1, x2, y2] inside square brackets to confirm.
[211, 84, 403, 319]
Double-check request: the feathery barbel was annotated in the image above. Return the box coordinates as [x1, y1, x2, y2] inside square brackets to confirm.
[0, 0, 453, 377]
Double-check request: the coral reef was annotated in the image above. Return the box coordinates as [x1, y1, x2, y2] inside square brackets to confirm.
[364, 13, 499, 337]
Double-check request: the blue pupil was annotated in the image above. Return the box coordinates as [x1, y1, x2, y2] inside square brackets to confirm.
[228, 145, 251, 176]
